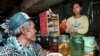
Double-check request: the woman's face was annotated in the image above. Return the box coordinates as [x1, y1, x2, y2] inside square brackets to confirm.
[72, 4, 82, 15]
[25, 21, 37, 42]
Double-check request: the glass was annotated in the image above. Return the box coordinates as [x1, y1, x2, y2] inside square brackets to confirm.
[59, 35, 70, 56]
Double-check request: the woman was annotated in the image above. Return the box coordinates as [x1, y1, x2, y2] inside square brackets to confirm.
[61, 1, 89, 37]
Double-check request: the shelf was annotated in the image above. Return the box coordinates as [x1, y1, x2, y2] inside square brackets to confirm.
[51, 15, 58, 18]
[48, 25, 59, 28]
[50, 30, 59, 33]
[47, 14, 60, 36]
[48, 18, 58, 20]
[52, 19, 58, 20]
[47, 16, 58, 18]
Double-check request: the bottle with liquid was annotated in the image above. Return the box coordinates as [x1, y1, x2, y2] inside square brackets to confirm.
[59, 35, 70, 56]
[36, 34, 42, 46]
[70, 35, 84, 56]
[49, 34, 58, 52]
[43, 34, 50, 50]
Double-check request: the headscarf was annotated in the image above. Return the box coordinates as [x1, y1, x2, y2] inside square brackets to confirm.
[6, 36, 36, 56]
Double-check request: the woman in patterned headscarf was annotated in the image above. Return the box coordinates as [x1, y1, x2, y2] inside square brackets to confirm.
[0, 12, 44, 56]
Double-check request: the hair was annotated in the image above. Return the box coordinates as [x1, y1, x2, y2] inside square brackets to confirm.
[13, 21, 32, 37]
[71, 0, 83, 9]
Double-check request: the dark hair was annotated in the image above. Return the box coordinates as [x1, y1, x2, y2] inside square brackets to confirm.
[71, 0, 83, 9]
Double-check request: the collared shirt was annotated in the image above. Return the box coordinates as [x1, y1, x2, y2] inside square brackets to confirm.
[0, 36, 44, 56]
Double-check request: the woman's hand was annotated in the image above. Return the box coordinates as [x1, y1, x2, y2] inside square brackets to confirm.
[60, 19, 67, 31]
[68, 28, 77, 33]
[61, 19, 66, 24]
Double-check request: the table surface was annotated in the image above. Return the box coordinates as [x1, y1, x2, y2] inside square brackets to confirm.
[43, 49, 94, 56]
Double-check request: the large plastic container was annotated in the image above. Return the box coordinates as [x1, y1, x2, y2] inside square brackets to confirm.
[70, 35, 84, 56]
[83, 36, 97, 53]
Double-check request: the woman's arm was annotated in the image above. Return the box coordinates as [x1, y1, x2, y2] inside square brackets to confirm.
[65, 17, 77, 33]
[77, 16, 89, 34]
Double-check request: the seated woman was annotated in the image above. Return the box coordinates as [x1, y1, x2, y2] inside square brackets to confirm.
[0, 12, 44, 56]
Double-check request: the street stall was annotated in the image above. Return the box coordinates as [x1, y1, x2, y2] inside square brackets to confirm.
[38, 8, 97, 56]
[0, 0, 99, 56]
